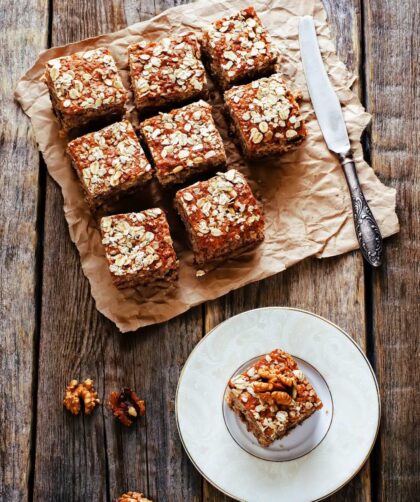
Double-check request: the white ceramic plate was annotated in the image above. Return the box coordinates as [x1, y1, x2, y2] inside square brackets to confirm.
[176, 308, 380, 502]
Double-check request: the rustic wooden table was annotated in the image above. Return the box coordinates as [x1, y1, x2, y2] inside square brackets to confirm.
[1, 0, 418, 501]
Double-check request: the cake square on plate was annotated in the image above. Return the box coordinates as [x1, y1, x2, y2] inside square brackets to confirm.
[201, 6, 277, 89]
[224, 73, 306, 159]
[67, 120, 153, 210]
[226, 349, 323, 447]
[100, 209, 178, 288]
[139, 100, 226, 186]
[128, 32, 208, 114]
[44, 47, 128, 133]
[174, 169, 264, 267]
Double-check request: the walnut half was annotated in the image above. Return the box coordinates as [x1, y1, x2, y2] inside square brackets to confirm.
[63, 379, 100, 415]
[254, 367, 297, 407]
[109, 387, 146, 427]
[118, 491, 152, 502]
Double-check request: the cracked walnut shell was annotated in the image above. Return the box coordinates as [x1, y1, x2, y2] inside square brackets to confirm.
[118, 492, 152, 502]
[109, 387, 145, 426]
[63, 379, 100, 415]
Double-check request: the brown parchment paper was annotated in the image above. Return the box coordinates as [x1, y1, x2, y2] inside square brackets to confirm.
[15, 0, 399, 332]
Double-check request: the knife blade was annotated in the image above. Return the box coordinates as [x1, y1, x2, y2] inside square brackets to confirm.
[299, 15, 383, 267]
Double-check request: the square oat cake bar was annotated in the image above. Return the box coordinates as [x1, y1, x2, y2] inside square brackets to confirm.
[224, 73, 306, 159]
[174, 169, 264, 267]
[67, 120, 152, 210]
[100, 209, 178, 289]
[139, 100, 226, 186]
[226, 349, 323, 447]
[44, 47, 127, 133]
[201, 6, 277, 89]
[128, 32, 208, 114]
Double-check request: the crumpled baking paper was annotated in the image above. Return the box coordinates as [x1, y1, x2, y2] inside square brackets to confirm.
[15, 0, 399, 332]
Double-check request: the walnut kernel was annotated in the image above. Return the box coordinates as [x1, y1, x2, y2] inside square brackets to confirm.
[272, 391, 292, 406]
[118, 492, 152, 502]
[109, 387, 146, 427]
[63, 379, 100, 415]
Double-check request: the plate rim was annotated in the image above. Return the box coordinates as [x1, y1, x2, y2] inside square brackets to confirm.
[175, 306, 381, 502]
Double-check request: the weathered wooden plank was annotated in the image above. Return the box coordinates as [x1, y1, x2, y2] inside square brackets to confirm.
[363, 0, 419, 500]
[0, 1, 48, 501]
[112, 5, 201, 500]
[203, 1, 372, 501]
[33, 1, 202, 501]
[107, 5, 202, 500]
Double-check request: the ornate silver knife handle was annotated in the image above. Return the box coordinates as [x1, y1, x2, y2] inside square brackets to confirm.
[338, 151, 383, 267]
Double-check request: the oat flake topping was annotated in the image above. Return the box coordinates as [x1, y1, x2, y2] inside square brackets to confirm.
[177, 169, 263, 241]
[46, 47, 127, 114]
[129, 33, 206, 106]
[203, 6, 276, 84]
[225, 73, 306, 149]
[68, 120, 151, 197]
[141, 100, 225, 177]
[101, 210, 176, 277]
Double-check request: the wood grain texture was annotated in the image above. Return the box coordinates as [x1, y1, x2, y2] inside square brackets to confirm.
[1, 0, 417, 501]
[0, 1, 48, 500]
[363, 1, 419, 500]
[203, 1, 372, 501]
[33, 1, 202, 501]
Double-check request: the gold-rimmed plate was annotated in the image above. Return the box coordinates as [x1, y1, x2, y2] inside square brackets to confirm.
[176, 307, 380, 502]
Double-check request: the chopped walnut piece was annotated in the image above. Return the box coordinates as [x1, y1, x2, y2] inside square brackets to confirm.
[277, 374, 295, 387]
[272, 391, 293, 406]
[117, 492, 152, 502]
[109, 387, 146, 427]
[253, 381, 273, 392]
[63, 379, 100, 415]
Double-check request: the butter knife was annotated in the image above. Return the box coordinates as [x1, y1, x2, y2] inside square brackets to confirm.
[299, 16, 383, 267]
